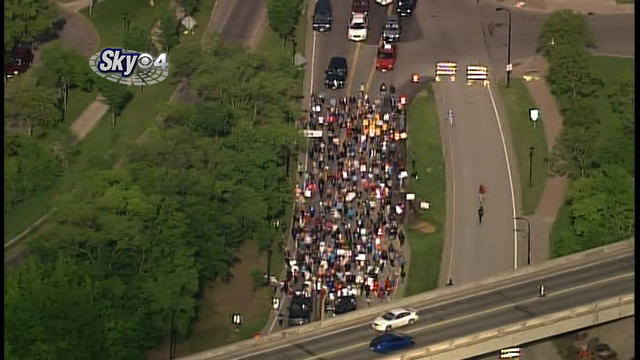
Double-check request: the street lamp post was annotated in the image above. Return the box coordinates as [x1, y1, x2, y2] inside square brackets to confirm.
[528, 146, 534, 187]
[514, 217, 531, 265]
[496, 7, 512, 87]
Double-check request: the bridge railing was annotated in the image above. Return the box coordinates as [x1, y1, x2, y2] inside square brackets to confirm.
[176, 239, 633, 360]
[382, 294, 635, 360]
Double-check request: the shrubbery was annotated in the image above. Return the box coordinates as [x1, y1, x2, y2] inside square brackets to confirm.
[540, 10, 634, 256]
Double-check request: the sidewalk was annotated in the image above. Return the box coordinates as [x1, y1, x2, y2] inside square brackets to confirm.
[487, 0, 634, 14]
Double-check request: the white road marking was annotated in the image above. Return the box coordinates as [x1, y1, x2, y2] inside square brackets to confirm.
[230, 257, 633, 360]
[486, 85, 519, 270]
[296, 271, 634, 360]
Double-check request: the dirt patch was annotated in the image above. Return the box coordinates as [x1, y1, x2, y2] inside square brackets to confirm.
[412, 220, 437, 234]
[146, 240, 269, 359]
[69, 96, 109, 141]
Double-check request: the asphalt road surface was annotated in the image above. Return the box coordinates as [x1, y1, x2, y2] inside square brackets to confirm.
[310, 0, 634, 288]
[210, 0, 266, 48]
[220, 251, 633, 360]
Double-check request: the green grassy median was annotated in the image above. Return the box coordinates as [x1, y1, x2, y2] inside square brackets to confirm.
[404, 85, 446, 296]
[498, 79, 549, 215]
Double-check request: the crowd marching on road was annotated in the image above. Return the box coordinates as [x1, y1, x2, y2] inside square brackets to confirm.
[278, 85, 412, 324]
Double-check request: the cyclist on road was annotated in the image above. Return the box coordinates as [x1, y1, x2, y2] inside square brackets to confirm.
[478, 205, 484, 224]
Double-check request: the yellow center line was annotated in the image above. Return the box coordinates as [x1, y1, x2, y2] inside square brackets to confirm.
[364, 4, 394, 92]
[300, 272, 634, 360]
[346, 42, 362, 96]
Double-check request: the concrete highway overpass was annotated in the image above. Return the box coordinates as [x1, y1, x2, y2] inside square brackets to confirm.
[178, 240, 633, 360]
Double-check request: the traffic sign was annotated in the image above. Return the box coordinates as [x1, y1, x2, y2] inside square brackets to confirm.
[506, 63, 513, 72]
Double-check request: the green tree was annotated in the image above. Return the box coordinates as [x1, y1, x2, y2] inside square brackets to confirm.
[190, 101, 234, 137]
[168, 42, 202, 81]
[5, 85, 62, 136]
[547, 45, 602, 103]
[551, 124, 599, 178]
[567, 165, 634, 246]
[36, 45, 95, 112]
[97, 80, 133, 127]
[537, 9, 594, 57]
[4, 133, 61, 211]
[267, 0, 302, 46]
[5, 256, 109, 360]
[158, 101, 195, 128]
[122, 25, 151, 52]
[159, 12, 179, 52]
[4, 0, 59, 52]
[181, 0, 201, 15]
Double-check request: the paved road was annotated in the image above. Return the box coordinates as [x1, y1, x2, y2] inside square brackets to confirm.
[205, 250, 633, 360]
[311, 0, 520, 288]
[310, 0, 634, 287]
[478, 6, 634, 71]
[208, 0, 266, 48]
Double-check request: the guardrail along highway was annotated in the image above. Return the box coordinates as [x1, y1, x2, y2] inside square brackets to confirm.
[178, 241, 633, 360]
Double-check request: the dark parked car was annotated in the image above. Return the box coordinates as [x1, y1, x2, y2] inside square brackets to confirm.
[370, 333, 415, 354]
[383, 14, 402, 42]
[5, 48, 34, 78]
[288, 295, 312, 326]
[325, 57, 348, 89]
[396, 0, 416, 16]
[334, 296, 357, 315]
[351, 0, 370, 14]
[313, 0, 333, 32]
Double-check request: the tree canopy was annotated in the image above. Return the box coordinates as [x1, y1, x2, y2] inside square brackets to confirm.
[4, 0, 59, 52]
[5, 42, 303, 358]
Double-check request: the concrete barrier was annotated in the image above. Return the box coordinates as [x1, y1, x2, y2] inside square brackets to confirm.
[177, 240, 633, 360]
[381, 294, 634, 360]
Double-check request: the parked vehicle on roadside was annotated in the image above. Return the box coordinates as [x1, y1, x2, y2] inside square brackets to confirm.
[313, 0, 333, 32]
[5, 48, 34, 78]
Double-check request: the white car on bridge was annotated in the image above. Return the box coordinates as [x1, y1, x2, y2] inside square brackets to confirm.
[348, 13, 368, 41]
[372, 308, 419, 332]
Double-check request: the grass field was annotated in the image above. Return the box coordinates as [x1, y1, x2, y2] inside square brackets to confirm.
[498, 79, 549, 215]
[403, 86, 446, 296]
[616, 0, 633, 4]
[549, 55, 634, 256]
[82, 0, 171, 48]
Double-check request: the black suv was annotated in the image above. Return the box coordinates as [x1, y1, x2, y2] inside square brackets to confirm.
[288, 295, 312, 326]
[313, 0, 332, 32]
[396, 0, 416, 16]
[383, 14, 402, 42]
[334, 296, 357, 315]
[325, 57, 348, 89]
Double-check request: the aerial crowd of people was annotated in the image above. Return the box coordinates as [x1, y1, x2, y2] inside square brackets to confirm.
[280, 85, 411, 321]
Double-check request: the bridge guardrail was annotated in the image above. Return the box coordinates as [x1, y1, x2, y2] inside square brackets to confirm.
[177, 240, 633, 360]
[382, 294, 634, 360]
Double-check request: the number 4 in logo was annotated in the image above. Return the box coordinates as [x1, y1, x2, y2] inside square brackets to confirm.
[154, 53, 168, 69]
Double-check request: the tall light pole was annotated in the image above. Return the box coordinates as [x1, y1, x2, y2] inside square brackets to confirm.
[528, 146, 535, 187]
[496, 7, 512, 88]
[514, 217, 531, 265]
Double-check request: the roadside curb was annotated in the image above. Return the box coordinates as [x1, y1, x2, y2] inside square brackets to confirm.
[484, 0, 634, 15]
